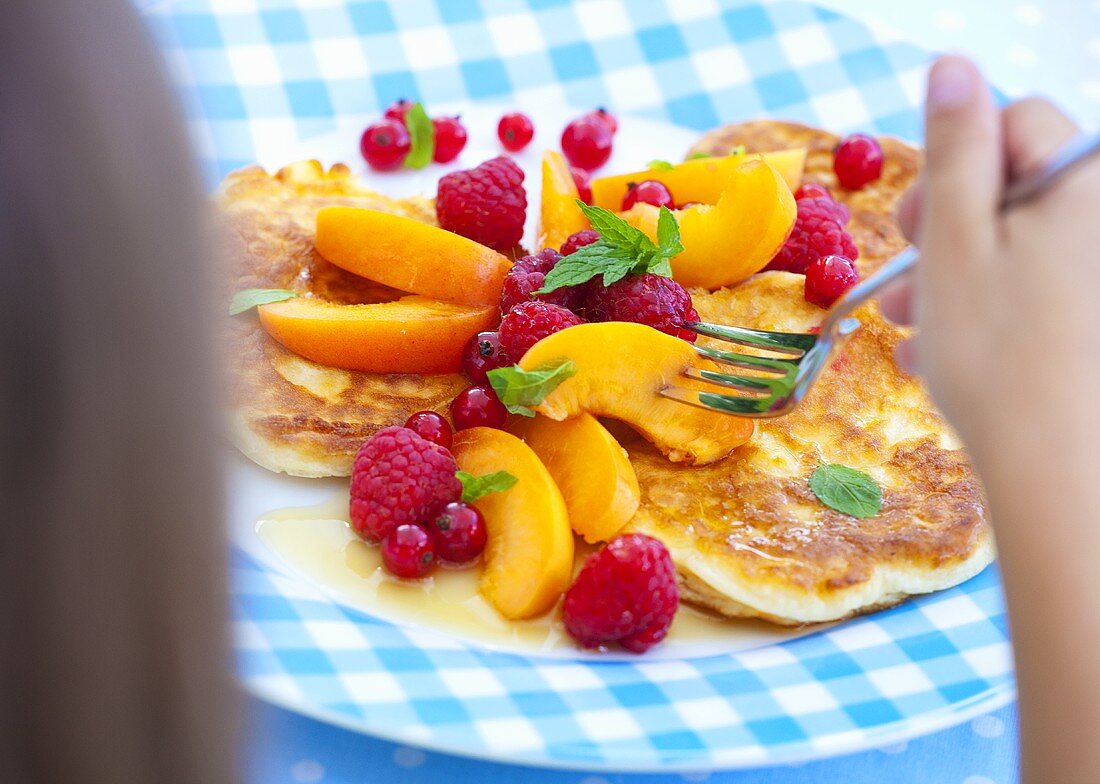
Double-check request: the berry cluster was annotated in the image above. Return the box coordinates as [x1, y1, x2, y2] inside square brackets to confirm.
[351, 418, 487, 579]
[361, 99, 469, 171]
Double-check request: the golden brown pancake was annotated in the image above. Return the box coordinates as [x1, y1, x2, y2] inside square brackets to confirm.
[222, 160, 469, 477]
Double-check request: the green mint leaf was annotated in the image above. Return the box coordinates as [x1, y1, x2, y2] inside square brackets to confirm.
[229, 288, 296, 315]
[656, 205, 683, 258]
[536, 240, 636, 293]
[456, 470, 518, 503]
[646, 159, 675, 171]
[687, 151, 711, 160]
[576, 201, 655, 250]
[808, 464, 883, 519]
[486, 359, 577, 416]
[403, 101, 434, 170]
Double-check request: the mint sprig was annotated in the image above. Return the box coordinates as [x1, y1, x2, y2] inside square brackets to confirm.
[403, 101, 434, 170]
[536, 202, 682, 294]
[486, 359, 577, 417]
[456, 470, 517, 503]
[808, 464, 882, 519]
[229, 288, 296, 315]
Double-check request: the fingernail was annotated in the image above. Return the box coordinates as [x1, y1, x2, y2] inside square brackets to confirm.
[927, 56, 978, 111]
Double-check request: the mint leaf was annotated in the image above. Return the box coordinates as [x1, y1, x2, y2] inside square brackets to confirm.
[456, 470, 517, 503]
[486, 360, 577, 416]
[809, 464, 882, 519]
[403, 101, 434, 169]
[687, 151, 710, 160]
[646, 159, 675, 171]
[656, 205, 683, 256]
[229, 288, 296, 315]
[576, 201, 653, 249]
[536, 241, 636, 293]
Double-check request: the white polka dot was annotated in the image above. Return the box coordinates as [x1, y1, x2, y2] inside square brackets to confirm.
[392, 747, 427, 769]
[935, 10, 966, 32]
[963, 777, 996, 784]
[880, 741, 908, 754]
[971, 715, 1005, 738]
[681, 774, 712, 783]
[579, 777, 610, 784]
[1008, 45, 1038, 67]
[290, 759, 325, 784]
[1014, 4, 1045, 25]
[1084, 81, 1100, 102]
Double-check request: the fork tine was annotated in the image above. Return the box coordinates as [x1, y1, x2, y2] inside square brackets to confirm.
[681, 366, 779, 395]
[660, 386, 780, 416]
[692, 344, 800, 376]
[682, 321, 816, 356]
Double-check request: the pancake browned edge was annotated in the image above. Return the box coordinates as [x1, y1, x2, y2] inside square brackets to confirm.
[222, 160, 470, 477]
[623, 121, 993, 625]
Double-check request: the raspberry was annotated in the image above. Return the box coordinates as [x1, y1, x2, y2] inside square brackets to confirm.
[799, 195, 850, 226]
[805, 254, 859, 308]
[499, 300, 584, 359]
[436, 156, 526, 252]
[766, 197, 859, 274]
[586, 273, 698, 342]
[560, 229, 600, 256]
[349, 426, 461, 542]
[834, 133, 884, 190]
[563, 534, 679, 653]
[500, 248, 583, 314]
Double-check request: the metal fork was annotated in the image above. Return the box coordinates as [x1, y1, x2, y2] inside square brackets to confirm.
[664, 129, 1100, 418]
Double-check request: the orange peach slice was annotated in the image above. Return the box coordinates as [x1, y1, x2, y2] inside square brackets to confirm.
[315, 207, 511, 307]
[620, 159, 797, 290]
[452, 427, 574, 620]
[590, 148, 805, 209]
[510, 413, 640, 544]
[258, 295, 497, 374]
[519, 323, 754, 464]
[537, 150, 589, 251]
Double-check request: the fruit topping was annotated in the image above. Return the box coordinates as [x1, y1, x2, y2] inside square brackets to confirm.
[431, 116, 467, 163]
[349, 426, 461, 542]
[794, 182, 832, 200]
[621, 179, 674, 211]
[571, 166, 593, 204]
[500, 248, 583, 314]
[359, 119, 411, 171]
[497, 112, 535, 152]
[834, 133, 884, 190]
[538, 150, 590, 251]
[450, 385, 508, 431]
[804, 254, 859, 308]
[499, 300, 584, 359]
[427, 501, 488, 564]
[436, 156, 527, 252]
[404, 410, 453, 450]
[766, 195, 858, 274]
[461, 331, 511, 385]
[381, 523, 437, 578]
[586, 273, 697, 342]
[586, 106, 618, 135]
[559, 229, 600, 257]
[562, 534, 679, 653]
[561, 114, 613, 171]
[383, 98, 416, 125]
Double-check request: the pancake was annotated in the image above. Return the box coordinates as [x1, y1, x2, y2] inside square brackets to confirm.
[621, 122, 991, 624]
[222, 160, 469, 477]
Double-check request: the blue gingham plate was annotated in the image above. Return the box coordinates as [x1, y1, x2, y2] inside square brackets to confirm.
[144, 0, 1017, 771]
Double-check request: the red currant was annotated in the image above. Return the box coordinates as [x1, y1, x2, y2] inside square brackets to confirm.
[571, 166, 593, 204]
[450, 385, 508, 430]
[621, 180, 674, 211]
[360, 119, 411, 171]
[805, 255, 859, 308]
[587, 106, 618, 135]
[381, 523, 436, 579]
[427, 502, 487, 564]
[497, 112, 535, 152]
[833, 134, 884, 190]
[561, 115, 613, 171]
[430, 116, 467, 164]
[794, 183, 832, 201]
[460, 331, 511, 385]
[383, 98, 416, 126]
[403, 411, 453, 450]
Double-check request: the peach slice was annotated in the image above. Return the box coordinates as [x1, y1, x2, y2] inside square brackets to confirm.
[315, 207, 511, 307]
[510, 413, 640, 544]
[590, 148, 805, 210]
[519, 323, 754, 464]
[452, 427, 574, 620]
[537, 150, 589, 251]
[258, 295, 497, 374]
[620, 159, 797, 290]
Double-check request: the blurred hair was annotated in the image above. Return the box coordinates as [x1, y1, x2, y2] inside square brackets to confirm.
[0, 1, 237, 782]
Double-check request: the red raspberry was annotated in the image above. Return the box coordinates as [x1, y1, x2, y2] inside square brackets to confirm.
[767, 197, 859, 274]
[799, 195, 850, 226]
[805, 254, 859, 308]
[436, 156, 527, 252]
[350, 426, 461, 542]
[560, 229, 600, 256]
[499, 300, 584, 359]
[563, 534, 679, 653]
[834, 133, 884, 190]
[586, 273, 698, 342]
[499, 248, 584, 314]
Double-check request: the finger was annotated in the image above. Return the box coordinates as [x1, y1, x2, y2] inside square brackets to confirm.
[878, 276, 914, 324]
[896, 179, 922, 243]
[1002, 97, 1080, 181]
[921, 56, 1001, 253]
[894, 336, 919, 375]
